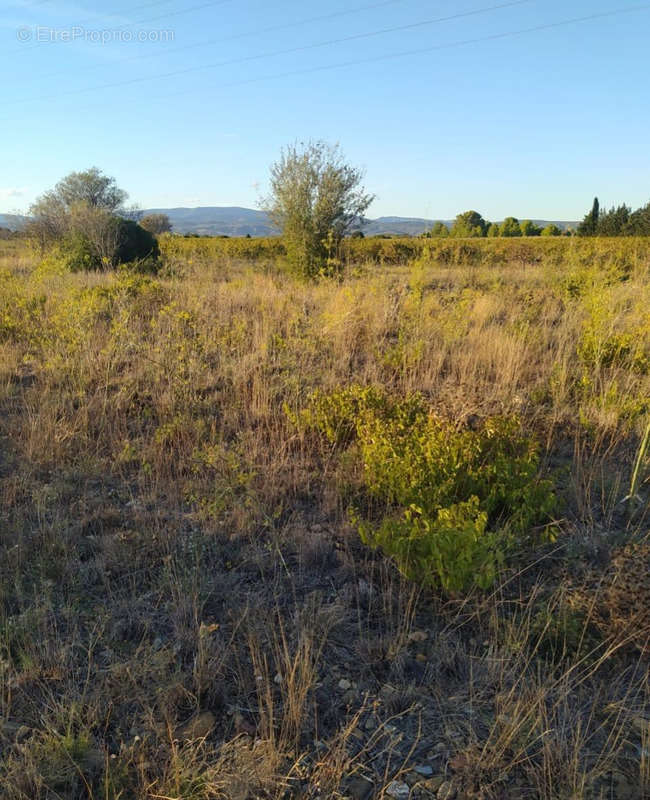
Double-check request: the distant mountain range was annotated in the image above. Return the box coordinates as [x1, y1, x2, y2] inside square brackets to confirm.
[0, 214, 27, 231]
[140, 208, 579, 237]
[1, 208, 579, 237]
[142, 207, 274, 237]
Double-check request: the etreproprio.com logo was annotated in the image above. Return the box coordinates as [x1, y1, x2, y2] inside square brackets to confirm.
[16, 26, 175, 44]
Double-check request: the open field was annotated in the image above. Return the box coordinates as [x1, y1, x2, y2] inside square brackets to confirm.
[1, 238, 649, 799]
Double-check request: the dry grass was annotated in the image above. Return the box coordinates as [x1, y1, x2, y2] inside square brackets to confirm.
[0, 238, 649, 798]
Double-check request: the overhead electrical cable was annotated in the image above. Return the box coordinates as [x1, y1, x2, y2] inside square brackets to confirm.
[40, 0, 415, 81]
[3, 3, 648, 122]
[6, 0, 537, 105]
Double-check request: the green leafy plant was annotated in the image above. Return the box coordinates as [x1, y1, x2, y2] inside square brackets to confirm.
[294, 386, 556, 591]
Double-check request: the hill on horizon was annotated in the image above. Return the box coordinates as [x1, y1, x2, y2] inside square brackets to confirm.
[141, 208, 579, 237]
[0, 208, 579, 237]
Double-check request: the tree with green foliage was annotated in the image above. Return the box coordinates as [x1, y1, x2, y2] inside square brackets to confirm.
[541, 224, 562, 237]
[577, 196, 600, 236]
[28, 168, 157, 271]
[595, 205, 629, 236]
[264, 140, 373, 278]
[52, 167, 128, 211]
[520, 220, 542, 236]
[500, 217, 522, 237]
[29, 167, 130, 249]
[487, 222, 500, 237]
[430, 221, 449, 237]
[627, 201, 650, 235]
[450, 210, 487, 238]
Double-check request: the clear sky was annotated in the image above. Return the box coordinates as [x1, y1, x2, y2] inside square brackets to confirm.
[2, 0, 649, 220]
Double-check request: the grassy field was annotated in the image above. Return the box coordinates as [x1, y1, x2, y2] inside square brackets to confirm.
[1, 237, 649, 799]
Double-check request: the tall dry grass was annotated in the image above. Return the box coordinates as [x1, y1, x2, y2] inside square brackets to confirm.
[0, 239, 648, 798]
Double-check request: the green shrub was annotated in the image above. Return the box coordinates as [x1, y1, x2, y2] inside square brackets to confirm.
[43, 219, 159, 274]
[356, 497, 499, 590]
[57, 230, 101, 271]
[294, 386, 556, 591]
[114, 218, 159, 267]
[288, 383, 391, 446]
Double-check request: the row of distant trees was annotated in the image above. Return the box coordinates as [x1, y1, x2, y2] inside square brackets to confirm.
[426, 211, 566, 239]
[577, 197, 650, 236]
[414, 198, 650, 241]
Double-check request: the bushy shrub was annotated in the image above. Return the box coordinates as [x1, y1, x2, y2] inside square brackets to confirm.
[294, 386, 556, 591]
[56, 230, 101, 271]
[114, 219, 159, 267]
[42, 219, 160, 274]
[289, 383, 390, 446]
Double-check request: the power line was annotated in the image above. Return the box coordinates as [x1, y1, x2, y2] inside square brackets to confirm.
[126, 0, 236, 26]
[81, 0, 180, 22]
[97, 3, 650, 107]
[7, 0, 535, 106]
[40, 0, 413, 82]
[4, 3, 648, 123]
[102, 0, 180, 19]
[157, 2, 650, 97]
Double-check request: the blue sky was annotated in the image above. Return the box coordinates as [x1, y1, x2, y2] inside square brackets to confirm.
[2, 0, 649, 220]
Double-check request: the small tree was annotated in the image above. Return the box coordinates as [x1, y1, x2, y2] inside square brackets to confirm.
[520, 220, 541, 236]
[450, 210, 487, 238]
[54, 167, 127, 211]
[264, 141, 373, 278]
[541, 224, 562, 237]
[487, 222, 500, 238]
[68, 203, 123, 268]
[140, 213, 172, 235]
[28, 168, 157, 271]
[500, 217, 522, 237]
[430, 221, 449, 237]
[29, 167, 129, 251]
[28, 193, 68, 252]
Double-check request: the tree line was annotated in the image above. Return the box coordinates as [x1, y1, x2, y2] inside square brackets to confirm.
[426, 212, 566, 239]
[576, 196, 650, 236]
[425, 198, 650, 240]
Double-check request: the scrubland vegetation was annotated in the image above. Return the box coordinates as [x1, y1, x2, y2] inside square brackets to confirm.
[1, 232, 649, 799]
